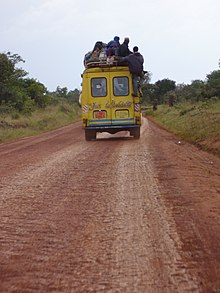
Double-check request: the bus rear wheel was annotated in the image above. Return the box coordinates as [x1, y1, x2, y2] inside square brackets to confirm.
[130, 128, 140, 139]
[85, 129, 96, 141]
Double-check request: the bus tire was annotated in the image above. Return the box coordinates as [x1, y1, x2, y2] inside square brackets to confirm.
[85, 129, 96, 141]
[131, 128, 140, 139]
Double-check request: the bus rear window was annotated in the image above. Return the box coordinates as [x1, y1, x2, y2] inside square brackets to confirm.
[113, 77, 129, 96]
[91, 78, 107, 97]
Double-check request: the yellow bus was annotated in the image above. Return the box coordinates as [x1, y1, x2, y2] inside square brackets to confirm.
[81, 64, 141, 140]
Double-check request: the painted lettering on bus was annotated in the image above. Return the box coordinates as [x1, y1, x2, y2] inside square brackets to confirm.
[90, 101, 132, 110]
[89, 102, 101, 110]
[106, 101, 132, 108]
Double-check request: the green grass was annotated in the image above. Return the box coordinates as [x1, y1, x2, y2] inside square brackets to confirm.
[145, 98, 220, 156]
[1, 98, 220, 156]
[0, 101, 81, 143]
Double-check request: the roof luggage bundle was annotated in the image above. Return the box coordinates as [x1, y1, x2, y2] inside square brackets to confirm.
[85, 56, 120, 68]
[83, 37, 122, 68]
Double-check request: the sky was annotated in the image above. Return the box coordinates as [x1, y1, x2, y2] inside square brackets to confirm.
[1, 0, 220, 91]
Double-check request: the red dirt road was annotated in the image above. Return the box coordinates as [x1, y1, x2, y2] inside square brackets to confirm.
[0, 118, 220, 293]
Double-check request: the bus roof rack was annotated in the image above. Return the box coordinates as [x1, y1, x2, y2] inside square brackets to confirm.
[85, 56, 128, 69]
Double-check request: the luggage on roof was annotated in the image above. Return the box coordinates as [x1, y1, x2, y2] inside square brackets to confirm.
[84, 39, 125, 68]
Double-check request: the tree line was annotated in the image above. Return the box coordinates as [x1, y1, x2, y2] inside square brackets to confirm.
[1, 52, 220, 114]
[0, 52, 80, 115]
[142, 64, 220, 106]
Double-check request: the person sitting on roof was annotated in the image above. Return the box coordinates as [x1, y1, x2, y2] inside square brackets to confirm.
[118, 37, 132, 57]
[93, 41, 107, 63]
[84, 41, 106, 67]
[90, 46, 102, 61]
[93, 41, 105, 52]
[106, 36, 120, 56]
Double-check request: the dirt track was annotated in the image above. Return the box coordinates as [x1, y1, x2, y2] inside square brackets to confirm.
[0, 117, 220, 293]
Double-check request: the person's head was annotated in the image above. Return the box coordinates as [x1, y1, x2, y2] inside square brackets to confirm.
[133, 46, 139, 53]
[93, 41, 103, 52]
[114, 36, 120, 42]
[96, 42, 103, 50]
[124, 37, 129, 44]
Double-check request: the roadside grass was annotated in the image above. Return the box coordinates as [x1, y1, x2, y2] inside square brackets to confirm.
[145, 98, 220, 156]
[0, 101, 81, 143]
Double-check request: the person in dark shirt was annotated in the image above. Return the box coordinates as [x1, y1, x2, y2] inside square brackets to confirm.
[118, 37, 132, 57]
[121, 46, 144, 96]
[106, 36, 120, 56]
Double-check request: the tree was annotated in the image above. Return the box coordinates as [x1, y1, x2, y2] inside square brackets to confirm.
[141, 83, 158, 105]
[0, 52, 28, 105]
[206, 70, 220, 98]
[66, 89, 80, 103]
[154, 78, 176, 103]
[0, 53, 14, 83]
[56, 86, 68, 98]
[24, 79, 48, 108]
[189, 80, 206, 101]
[142, 71, 152, 85]
[0, 53, 15, 103]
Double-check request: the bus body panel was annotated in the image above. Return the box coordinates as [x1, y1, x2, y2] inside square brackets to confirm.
[81, 66, 141, 139]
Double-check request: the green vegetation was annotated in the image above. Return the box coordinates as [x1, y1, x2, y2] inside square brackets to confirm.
[0, 100, 80, 143]
[145, 98, 220, 156]
[0, 51, 81, 143]
[141, 60, 220, 156]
